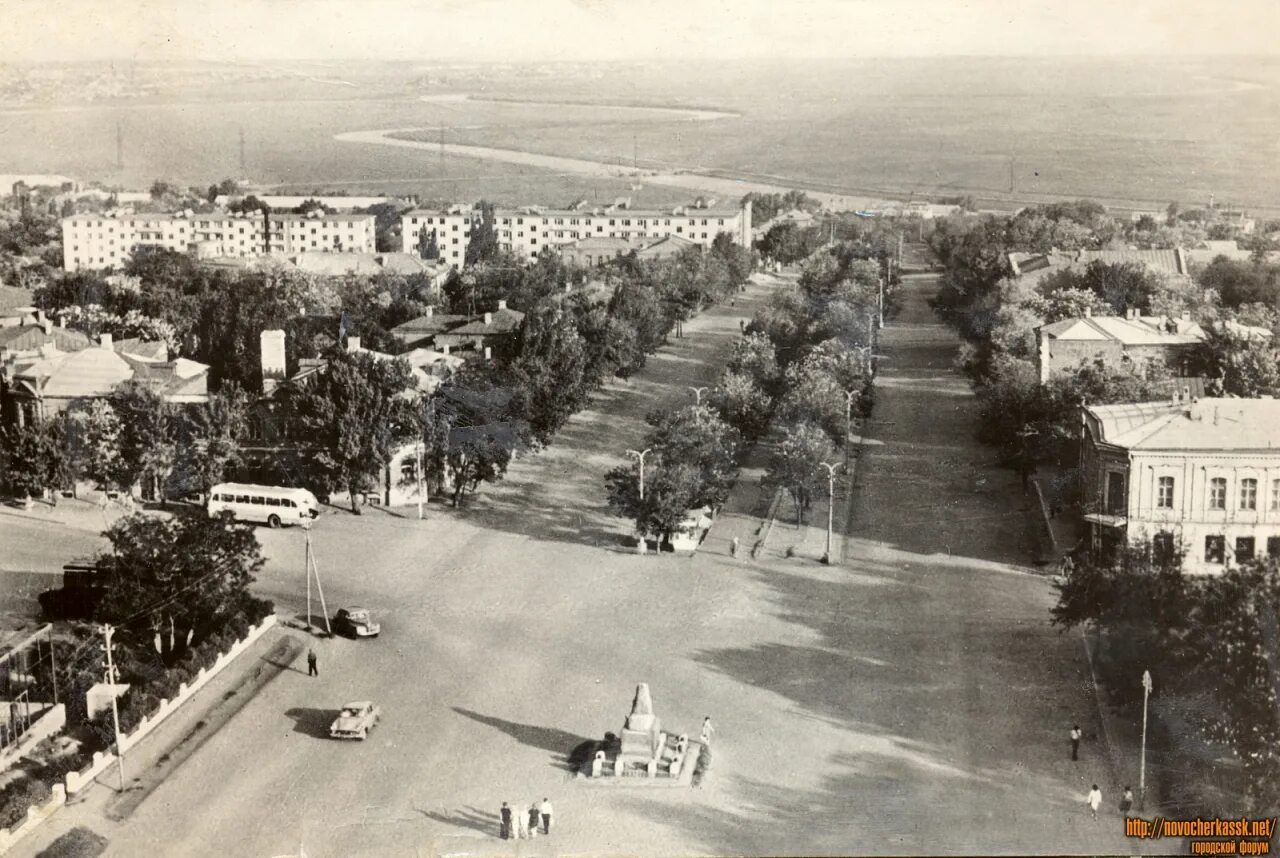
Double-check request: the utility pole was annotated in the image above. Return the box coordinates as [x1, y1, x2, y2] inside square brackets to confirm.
[416, 440, 425, 520]
[302, 519, 333, 636]
[877, 277, 885, 329]
[819, 462, 842, 565]
[844, 388, 860, 446]
[101, 624, 126, 791]
[1140, 669, 1153, 810]
[627, 448, 652, 555]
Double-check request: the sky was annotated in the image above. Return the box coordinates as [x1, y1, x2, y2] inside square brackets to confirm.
[1, 0, 1276, 64]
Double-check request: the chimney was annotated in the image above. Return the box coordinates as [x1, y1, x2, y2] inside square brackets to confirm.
[347, 336, 361, 353]
[484, 346, 492, 360]
[425, 306, 434, 318]
[484, 312, 492, 325]
[260, 329, 286, 393]
[497, 300, 507, 311]
[99, 332, 113, 349]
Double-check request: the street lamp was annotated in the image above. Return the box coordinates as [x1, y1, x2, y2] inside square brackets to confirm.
[688, 386, 709, 407]
[819, 461, 842, 565]
[627, 448, 652, 555]
[844, 387, 860, 445]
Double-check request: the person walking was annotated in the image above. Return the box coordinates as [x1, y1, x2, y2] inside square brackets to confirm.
[539, 797, 553, 835]
[307, 649, 318, 677]
[527, 803, 540, 839]
[1087, 784, 1102, 821]
[1070, 724, 1082, 761]
[731, 536, 740, 557]
[1120, 786, 1134, 816]
[514, 803, 528, 840]
[499, 802, 512, 840]
[700, 716, 715, 745]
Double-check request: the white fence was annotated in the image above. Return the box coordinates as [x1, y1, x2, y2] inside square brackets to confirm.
[0, 614, 277, 854]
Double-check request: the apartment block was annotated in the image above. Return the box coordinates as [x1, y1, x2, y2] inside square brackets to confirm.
[400, 200, 752, 269]
[61, 211, 376, 271]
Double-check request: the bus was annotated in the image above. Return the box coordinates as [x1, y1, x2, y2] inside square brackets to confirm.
[207, 483, 320, 528]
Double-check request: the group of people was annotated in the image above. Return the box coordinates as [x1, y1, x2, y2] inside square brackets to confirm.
[499, 798, 553, 840]
[1073, 723, 1135, 822]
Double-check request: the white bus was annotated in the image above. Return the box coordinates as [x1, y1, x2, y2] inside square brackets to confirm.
[207, 483, 319, 528]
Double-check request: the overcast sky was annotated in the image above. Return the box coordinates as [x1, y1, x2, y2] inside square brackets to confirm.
[2, 0, 1276, 64]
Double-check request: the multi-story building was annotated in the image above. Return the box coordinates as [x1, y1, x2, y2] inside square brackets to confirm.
[400, 200, 751, 269]
[61, 211, 376, 271]
[1081, 396, 1280, 574]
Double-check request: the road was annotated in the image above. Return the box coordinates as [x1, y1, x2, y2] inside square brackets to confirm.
[12, 271, 1140, 856]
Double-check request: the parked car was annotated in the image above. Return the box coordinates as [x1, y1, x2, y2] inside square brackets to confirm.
[334, 607, 380, 638]
[330, 701, 380, 740]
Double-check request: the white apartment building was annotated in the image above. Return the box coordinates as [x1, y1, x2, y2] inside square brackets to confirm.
[1081, 397, 1280, 575]
[400, 200, 752, 269]
[62, 211, 376, 271]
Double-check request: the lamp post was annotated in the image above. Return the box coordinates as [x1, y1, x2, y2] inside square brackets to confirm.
[1140, 669, 1153, 810]
[415, 440, 425, 520]
[627, 448, 652, 555]
[819, 461, 842, 564]
[689, 386, 708, 407]
[844, 387, 860, 445]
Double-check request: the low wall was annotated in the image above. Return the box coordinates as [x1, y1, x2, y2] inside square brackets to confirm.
[0, 785, 65, 853]
[63, 613, 277, 796]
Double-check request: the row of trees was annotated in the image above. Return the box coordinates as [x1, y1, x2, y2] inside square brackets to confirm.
[0, 383, 249, 506]
[603, 245, 887, 543]
[1053, 546, 1280, 812]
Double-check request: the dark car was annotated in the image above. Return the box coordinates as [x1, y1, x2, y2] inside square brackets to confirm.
[334, 607, 380, 638]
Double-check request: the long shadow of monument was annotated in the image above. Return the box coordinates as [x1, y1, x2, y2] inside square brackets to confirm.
[452, 707, 591, 770]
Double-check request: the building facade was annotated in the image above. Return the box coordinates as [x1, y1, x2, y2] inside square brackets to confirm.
[1081, 397, 1280, 575]
[62, 211, 376, 271]
[400, 200, 751, 270]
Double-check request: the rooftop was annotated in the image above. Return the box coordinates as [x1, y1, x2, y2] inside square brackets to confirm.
[1087, 398, 1280, 452]
[1039, 314, 1205, 346]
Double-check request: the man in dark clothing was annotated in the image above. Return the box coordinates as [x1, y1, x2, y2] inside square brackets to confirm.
[1070, 724, 1082, 761]
[307, 649, 318, 677]
[500, 802, 512, 839]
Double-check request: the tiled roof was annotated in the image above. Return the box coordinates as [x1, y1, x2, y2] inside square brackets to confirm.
[444, 308, 525, 336]
[1089, 398, 1280, 451]
[18, 347, 133, 398]
[1040, 315, 1204, 346]
[391, 312, 469, 338]
[0, 325, 91, 353]
[636, 234, 699, 257]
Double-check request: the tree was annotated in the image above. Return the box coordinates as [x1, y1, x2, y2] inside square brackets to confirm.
[644, 405, 740, 509]
[184, 387, 250, 495]
[778, 361, 848, 446]
[293, 198, 332, 215]
[464, 202, 498, 266]
[96, 512, 266, 666]
[445, 429, 512, 508]
[1188, 326, 1280, 397]
[417, 227, 440, 261]
[111, 381, 178, 505]
[506, 306, 591, 444]
[79, 399, 128, 493]
[149, 180, 177, 200]
[0, 418, 64, 504]
[404, 396, 452, 501]
[765, 420, 834, 526]
[281, 350, 416, 513]
[725, 332, 780, 394]
[710, 370, 773, 441]
[605, 457, 701, 547]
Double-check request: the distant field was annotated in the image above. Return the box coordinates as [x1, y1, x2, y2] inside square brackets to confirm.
[2, 56, 1277, 213]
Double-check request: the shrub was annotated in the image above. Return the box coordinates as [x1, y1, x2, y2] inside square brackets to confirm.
[0, 776, 51, 830]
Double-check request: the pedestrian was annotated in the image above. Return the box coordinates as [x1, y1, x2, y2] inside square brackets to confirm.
[1087, 784, 1102, 821]
[1060, 554, 1075, 577]
[528, 803, 540, 838]
[739, 319, 745, 333]
[700, 716, 715, 745]
[307, 648, 318, 677]
[514, 804, 528, 839]
[731, 536, 740, 557]
[1070, 724, 1082, 761]
[540, 797, 553, 834]
[1120, 786, 1134, 816]
[499, 802, 512, 840]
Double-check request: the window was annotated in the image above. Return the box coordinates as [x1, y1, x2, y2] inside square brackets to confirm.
[235, 494, 249, 504]
[1156, 476, 1175, 509]
[1271, 480, 1280, 511]
[285, 500, 297, 508]
[1236, 537, 1256, 562]
[266, 497, 281, 507]
[1105, 471, 1126, 514]
[1209, 478, 1227, 510]
[1205, 535, 1225, 564]
[250, 496, 264, 505]
[1153, 531, 1175, 562]
[1268, 537, 1280, 558]
[1241, 478, 1258, 510]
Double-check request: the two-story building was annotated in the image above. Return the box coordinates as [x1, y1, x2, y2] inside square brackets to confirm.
[1081, 396, 1280, 574]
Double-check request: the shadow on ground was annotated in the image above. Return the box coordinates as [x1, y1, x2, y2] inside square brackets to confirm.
[285, 707, 337, 739]
[452, 707, 590, 770]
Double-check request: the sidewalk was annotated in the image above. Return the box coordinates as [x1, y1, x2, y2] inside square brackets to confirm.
[12, 627, 303, 857]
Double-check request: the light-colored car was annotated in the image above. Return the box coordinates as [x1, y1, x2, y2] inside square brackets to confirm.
[334, 607, 380, 638]
[330, 701, 380, 740]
